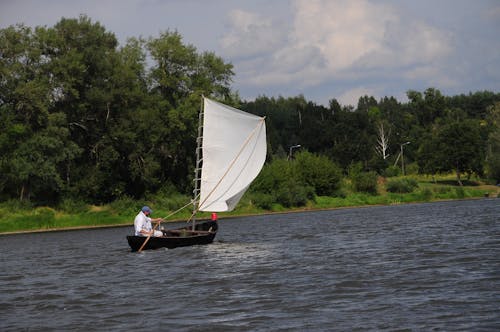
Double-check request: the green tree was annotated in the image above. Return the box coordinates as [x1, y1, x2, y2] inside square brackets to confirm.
[293, 151, 342, 196]
[250, 158, 314, 207]
[485, 102, 500, 182]
[420, 119, 485, 185]
[407, 88, 445, 128]
[146, 31, 235, 194]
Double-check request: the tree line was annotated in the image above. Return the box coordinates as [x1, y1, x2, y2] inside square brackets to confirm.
[1, 15, 499, 207]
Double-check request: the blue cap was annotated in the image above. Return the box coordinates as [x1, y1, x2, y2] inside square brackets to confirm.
[141, 206, 152, 214]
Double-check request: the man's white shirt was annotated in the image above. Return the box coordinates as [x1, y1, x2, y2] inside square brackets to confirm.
[134, 211, 152, 236]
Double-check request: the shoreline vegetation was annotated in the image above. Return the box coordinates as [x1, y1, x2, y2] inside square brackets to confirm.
[1, 175, 498, 235]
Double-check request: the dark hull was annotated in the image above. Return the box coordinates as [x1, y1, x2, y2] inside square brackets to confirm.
[127, 220, 218, 251]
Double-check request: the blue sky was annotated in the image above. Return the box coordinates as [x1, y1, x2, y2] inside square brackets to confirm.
[1, 0, 499, 106]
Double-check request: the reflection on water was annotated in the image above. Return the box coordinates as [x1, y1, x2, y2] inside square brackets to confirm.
[0, 199, 499, 331]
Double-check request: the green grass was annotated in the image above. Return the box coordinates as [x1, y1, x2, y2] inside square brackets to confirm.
[0, 174, 498, 234]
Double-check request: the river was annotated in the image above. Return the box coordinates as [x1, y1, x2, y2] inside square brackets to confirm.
[1, 199, 499, 331]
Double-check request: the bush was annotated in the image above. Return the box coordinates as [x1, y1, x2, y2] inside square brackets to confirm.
[405, 163, 419, 175]
[276, 184, 314, 208]
[351, 171, 378, 194]
[58, 198, 89, 213]
[293, 151, 343, 196]
[455, 187, 465, 198]
[250, 158, 313, 208]
[420, 188, 433, 201]
[249, 192, 275, 210]
[384, 165, 401, 177]
[34, 207, 56, 228]
[109, 196, 138, 216]
[349, 164, 378, 194]
[150, 192, 191, 211]
[386, 178, 419, 193]
[0, 199, 33, 211]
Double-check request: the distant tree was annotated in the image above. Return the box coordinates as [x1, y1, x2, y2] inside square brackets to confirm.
[146, 31, 235, 194]
[485, 102, 500, 182]
[357, 95, 378, 113]
[407, 88, 445, 127]
[419, 119, 484, 185]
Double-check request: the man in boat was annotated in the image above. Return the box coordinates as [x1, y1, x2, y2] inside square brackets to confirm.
[134, 206, 164, 237]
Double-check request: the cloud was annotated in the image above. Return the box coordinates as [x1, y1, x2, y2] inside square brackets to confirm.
[292, 0, 395, 72]
[224, 0, 455, 102]
[220, 9, 287, 58]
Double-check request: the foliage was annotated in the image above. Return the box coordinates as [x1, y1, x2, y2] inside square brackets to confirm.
[485, 102, 500, 182]
[349, 164, 378, 194]
[250, 158, 314, 208]
[292, 151, 343, 196]
[386, 178, 419, 193]
[0, 16, 499, 208]
[384, 165, 401, 177]
[58, 198, 89, 214]
[418, 119, 485, 185]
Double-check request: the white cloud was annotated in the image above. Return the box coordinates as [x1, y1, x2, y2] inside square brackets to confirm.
[220, 9, 286, 58]
[225, 0, 454, 97]
[2, 0, 496, 106]
[292, 0, 394, 72]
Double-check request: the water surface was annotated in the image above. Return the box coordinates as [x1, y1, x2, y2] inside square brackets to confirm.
[1, 199, 499, 331]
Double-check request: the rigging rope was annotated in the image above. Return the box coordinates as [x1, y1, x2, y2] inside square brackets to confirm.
[161, 193, 200, 220]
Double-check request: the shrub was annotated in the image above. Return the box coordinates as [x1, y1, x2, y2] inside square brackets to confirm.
[249, 192, 275, 210]
[420, 188, 433, 201]
[384, 165, 401, 177]
[34, 207, 56, 228]
[293, 151, 343, 196]
[0, 199, 33, 211]
[58, 198, 89, 213]
[386, 178, 419, 193]
[251, 158, 316, 207]
[455, 187, 465, 198]
[109, 196, 138, 216]
[276, 184, 314, 207]
[352, 172, 378, 194]
[151, 192, 191, 211]
[349, 164, 378, 194]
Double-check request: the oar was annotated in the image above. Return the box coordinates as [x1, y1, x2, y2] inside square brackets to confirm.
[137, 220, 161, 253]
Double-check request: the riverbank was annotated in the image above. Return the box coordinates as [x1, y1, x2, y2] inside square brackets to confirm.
[1, 178, 498, 235]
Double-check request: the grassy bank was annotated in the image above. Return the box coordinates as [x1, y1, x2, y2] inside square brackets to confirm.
[1, 175, 498, 234]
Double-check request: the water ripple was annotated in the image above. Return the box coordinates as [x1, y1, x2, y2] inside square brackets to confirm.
[0, 199, 499, 331]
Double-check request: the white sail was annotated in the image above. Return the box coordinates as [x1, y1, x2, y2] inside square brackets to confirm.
[198, 98, 267, 212]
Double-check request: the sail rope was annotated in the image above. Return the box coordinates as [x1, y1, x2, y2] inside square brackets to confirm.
[160, 193, 200, 221]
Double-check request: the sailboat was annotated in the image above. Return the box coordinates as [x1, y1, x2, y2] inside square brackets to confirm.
[127, 97, 267, 251]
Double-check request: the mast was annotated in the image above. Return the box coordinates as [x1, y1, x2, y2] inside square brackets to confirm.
[192, 96, 204, 230]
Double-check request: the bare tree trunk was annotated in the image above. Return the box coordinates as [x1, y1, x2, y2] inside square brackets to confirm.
[375, 122, 390, 160]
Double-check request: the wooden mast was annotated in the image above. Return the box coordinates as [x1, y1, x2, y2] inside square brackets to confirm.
[192, 96, 204, 230]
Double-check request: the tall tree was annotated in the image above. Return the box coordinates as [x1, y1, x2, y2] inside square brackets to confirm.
[419, 119, 484, 185]
[146, 31, 234, 193]
[485, 102, 500, 182]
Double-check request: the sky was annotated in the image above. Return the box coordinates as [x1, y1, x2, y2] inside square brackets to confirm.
[1, 0, 499, 107]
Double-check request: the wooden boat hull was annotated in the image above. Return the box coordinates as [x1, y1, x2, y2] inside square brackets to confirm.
[126, 220, 218, 251]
